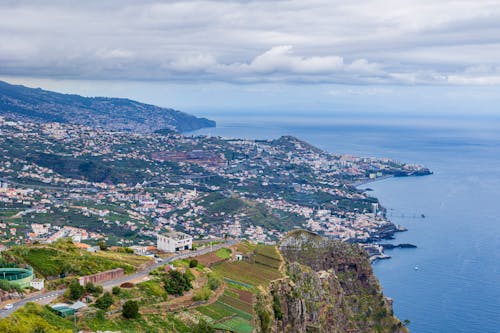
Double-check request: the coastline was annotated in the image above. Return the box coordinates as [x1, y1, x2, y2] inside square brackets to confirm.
[351, 174, 394, 187]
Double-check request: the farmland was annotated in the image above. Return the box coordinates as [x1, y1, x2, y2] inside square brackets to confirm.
[195, 244, 283, 332]
[196, 286, 255, 333]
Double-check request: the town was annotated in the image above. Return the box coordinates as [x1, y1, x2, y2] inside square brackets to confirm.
[0, 115, 430, 251]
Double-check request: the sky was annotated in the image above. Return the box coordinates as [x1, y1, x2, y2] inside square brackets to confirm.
[1, 0, 500, 116]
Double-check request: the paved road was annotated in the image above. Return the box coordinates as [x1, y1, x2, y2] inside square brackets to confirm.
[0, 240, 236, 318]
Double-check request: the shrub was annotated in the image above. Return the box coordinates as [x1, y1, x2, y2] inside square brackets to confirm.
[192, 286, 211, 301]
[207, 273, 222, 291]
[112, 286, 121, 295]
[189, 259, 198, 268]
[66, 279, 84, 300]
[95, 292, 114, 310]
[192, 319, 215, 333]
[122, 300, 139, 319]
[272, 294, 283, 320]
[85, 282, 103, 297]
[258, 308, 271, 332]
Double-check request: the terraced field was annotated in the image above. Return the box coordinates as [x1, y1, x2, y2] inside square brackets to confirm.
[195, 244, 283, 332]
[196, 286, 255, 333]
[213, 261, 282, 287]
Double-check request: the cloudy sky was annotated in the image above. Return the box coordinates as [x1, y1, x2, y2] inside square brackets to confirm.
[1, 0, 500, 115]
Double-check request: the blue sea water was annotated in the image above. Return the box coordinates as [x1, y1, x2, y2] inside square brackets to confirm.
[192, 113, 500, 333]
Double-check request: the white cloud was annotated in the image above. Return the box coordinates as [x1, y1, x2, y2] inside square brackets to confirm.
[0, 0, 499, 85]
[168, 54, 217, 72]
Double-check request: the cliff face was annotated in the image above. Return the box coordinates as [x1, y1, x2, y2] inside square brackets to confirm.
[255, 230, 408, 333]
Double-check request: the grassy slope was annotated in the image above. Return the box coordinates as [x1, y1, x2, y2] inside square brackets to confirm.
[0, 303, 74, 333]
[1, 240, 152, 278]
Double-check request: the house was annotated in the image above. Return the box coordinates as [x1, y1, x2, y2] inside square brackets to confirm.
[157, 231, 193, 253]
[129, 245, 150, 256]
[86, 246, 100, 253]
[30, 278, 44, 291]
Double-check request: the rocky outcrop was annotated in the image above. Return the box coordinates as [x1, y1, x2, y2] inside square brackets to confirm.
[255, 230, 408, 333]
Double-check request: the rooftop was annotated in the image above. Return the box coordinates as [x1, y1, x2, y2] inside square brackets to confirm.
[160, 231, 192, 240]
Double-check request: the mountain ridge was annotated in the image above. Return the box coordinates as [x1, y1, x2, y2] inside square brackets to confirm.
[0, 80, 215, 133]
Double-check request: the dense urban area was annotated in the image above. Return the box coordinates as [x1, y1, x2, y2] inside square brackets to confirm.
[0, 115, 430, 248]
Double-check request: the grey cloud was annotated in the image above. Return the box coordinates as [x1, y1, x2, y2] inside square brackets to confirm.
[0, 0, 499, 85]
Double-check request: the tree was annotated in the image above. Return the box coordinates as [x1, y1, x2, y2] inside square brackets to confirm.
[112, 286, 121, 295]
[67, 279, 84, 300]
[122, 300, 139, 319]
[98, 241, 107, 251]
[85, 282, 103, 297]
[192, 319, 215, 333]
[207, 273, 222, 291]
[95, 292, 114, 310]
[163, 270, 192, 296]
[189, 259, 198, 268]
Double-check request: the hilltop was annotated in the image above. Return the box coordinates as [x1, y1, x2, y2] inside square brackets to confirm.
[0, 80, 215, 133]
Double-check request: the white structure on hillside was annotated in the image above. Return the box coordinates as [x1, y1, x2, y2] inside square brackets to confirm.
[30, 278, 45, 290]
[157, 231, 193, 252]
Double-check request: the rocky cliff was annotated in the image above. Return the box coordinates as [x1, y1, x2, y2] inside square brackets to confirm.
[255, 230, 408, 333]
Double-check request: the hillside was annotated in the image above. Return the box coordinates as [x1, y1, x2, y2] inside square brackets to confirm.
[0, 80, 215, 133]
[0, 236, 408, 333]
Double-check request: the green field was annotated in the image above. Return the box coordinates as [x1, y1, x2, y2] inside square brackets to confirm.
[215, 247, 232, 259]
[215, 316, 254, 333]
[255, 244, 281, 260]
[196, 302, 234, 320]
[213, 261, 282, 287]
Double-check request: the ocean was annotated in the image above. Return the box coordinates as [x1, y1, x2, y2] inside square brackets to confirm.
[192, 112, 500, 333]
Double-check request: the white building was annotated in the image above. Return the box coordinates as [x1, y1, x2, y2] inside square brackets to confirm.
[30, 278, 45, 291]
[157, 231, 193, 252]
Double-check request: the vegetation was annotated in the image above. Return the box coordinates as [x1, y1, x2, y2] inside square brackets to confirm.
[0, 303, 73, 333]
[95, 292, 114, 310]
[122, 300, 140, 319]
[112, 286, 121, 295]
[207, 272, 222, 291]
[0, 279, 22, 293]
[192, 285, 212, 301]
[213, 261, 282, 288]
[85, 282, 103, 297]
[215, 247, 231, 259]
[192, 319, 215, 333]
[66, 279, 84, 300]
[1, 239, 150, 279]
[163, 270, 193, 296]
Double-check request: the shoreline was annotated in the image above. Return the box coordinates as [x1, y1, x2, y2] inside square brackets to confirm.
[351, 174, 395, 187]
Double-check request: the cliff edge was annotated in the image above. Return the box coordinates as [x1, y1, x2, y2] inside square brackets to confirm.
[255, 230, 409, 333]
